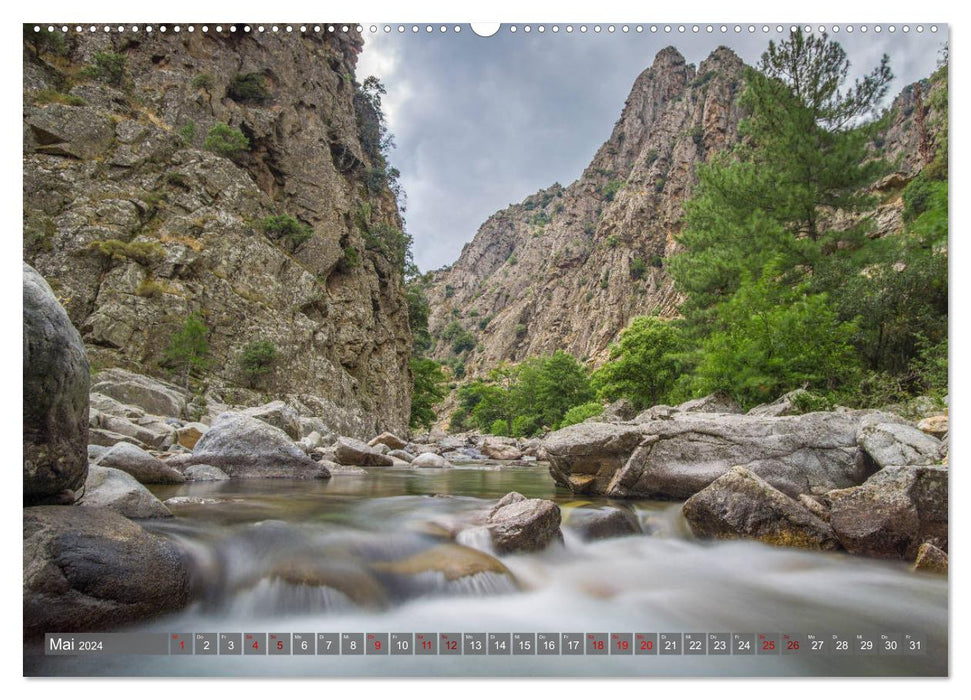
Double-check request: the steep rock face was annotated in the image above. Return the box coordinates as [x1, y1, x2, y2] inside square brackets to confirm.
[427, 47, 746, 373]
[23, 28, 412, 436]
[427, 46, 941, 388]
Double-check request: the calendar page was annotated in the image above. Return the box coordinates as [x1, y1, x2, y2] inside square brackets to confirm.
[21, 20, 948, 679]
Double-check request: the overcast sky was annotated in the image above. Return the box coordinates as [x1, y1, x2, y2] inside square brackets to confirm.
[357, 25, 947, 272]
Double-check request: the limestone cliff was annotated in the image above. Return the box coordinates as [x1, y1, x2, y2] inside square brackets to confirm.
[23, 27, 412, 436]
[426, 47, 746, 374]
[426, 46, 940, 380]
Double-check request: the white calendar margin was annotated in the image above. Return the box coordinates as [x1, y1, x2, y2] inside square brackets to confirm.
[2, 0, 963, 698]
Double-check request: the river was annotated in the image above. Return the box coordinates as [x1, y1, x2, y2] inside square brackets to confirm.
[25, 462, 948, 677]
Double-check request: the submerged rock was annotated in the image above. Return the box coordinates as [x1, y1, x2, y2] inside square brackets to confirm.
[186, 412, 330, 479]
[23, 263, 90, 505]
[826, 465, 948, 560]
[566, 506, 641, 541]
[682, 467, 839, 550]
[80, 465, 172, 518]
[93, 442, 185, 484]
[23, 506, 190, 638]
[334, 437, 394, 467]
[372, 543, 512, 582]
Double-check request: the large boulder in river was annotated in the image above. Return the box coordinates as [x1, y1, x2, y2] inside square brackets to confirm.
[185, 412, 330, 478]
[80, 465, 172, 518]
[90, 368, 187, 419]
[857, 422, 943, 468]
[23, 506, 190, 639]
[23, 263, 90, 505]
[486, 492, 562, 554]
[544, 411, 901, 500]
[93, 442, 185, 484]
[825, 465, 947, 560]
[240, 401, 301, 440]
[682, 467, 839, 550]
[334, 437, 394, 466]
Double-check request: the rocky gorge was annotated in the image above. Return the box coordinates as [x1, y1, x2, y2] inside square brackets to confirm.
[23, 29, 948, 676]
[24, 259, 948, 641]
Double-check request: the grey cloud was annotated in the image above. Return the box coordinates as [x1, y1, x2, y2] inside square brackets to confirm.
[358, 26, 947, 271]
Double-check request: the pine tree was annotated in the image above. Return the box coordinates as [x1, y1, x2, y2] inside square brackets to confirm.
[164, 312, 211, 389]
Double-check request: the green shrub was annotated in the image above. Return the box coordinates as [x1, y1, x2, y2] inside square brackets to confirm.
[166, 172, 190, 188]
[489, 418, 509, 436]
[80, 51, 127, 86]
[258, 214, 313, 250]
[339, 245, 361, 270]
[602, 179, 626, 202]
[33, 90, 85, 106]
[690, 124, 705, 144]
[191, 73, 214, 90]
[605, 235, 619, 248]
[791, 391, 834, 414]
[515, 323, 527, 339]
[444, 285, 456, 298]
[204, 123, 250, 158]
[559, 401, 604, 428]
[442, 321, 475, 354]
[644, 149, 659, 166]
[178, 122, 196, 145]
[630, 257, 647, 280]
[239, 339, 278, 385]
[227, 72, 270, 103]
[87, 239, 165, 267]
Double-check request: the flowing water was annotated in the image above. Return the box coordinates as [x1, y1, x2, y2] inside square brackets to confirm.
[26, 463, 948, 677]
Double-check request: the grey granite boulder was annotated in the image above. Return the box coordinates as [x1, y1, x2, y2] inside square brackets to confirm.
[334, 436, 394, 467]
[857, 422, 944, 468]
[80, 465, 172, 518]
[23, 506, 190, 639]
[93, 442, 184, 484]
[826, 465, 948, 560]
[411, 452, 452, 468]
[185, 412, 330, 479]
[23, 263, 90, 505]
[682, 467, 839, 550]
[544, 411, 909, 500]
[486, 492, 562, 554]
[183, 464, 230, 481]
[90, 368, 187, 419]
